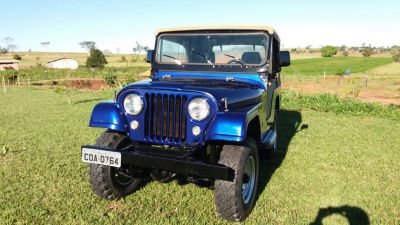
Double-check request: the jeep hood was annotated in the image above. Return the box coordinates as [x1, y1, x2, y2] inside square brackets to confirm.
[120, 71, 266, 110]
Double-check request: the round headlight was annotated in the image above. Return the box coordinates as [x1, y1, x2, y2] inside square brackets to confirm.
[123, 94, 143, 115]
[188, 98, 210, 121]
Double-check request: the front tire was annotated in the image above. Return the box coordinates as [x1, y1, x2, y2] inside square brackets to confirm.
[214, 139, 259, 221]
[88, 131, 142, 200]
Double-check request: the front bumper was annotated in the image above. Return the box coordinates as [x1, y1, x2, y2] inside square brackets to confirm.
[81, 145, 234, 181]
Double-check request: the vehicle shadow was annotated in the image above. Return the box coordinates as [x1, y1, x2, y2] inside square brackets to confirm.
[256, 109, 308, 200]
[309, 205, 370, 225]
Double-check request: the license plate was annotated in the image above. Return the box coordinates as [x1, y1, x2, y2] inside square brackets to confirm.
[82, 148, 121, 168]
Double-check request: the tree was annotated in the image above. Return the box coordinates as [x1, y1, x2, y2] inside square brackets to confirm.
[40, 42, 50, 51]
[79, 41, 96, 53]
[132, 41, 143, 55]
[321, 45, 338, 57]
[3, 37, 16, 52]
[3, 37, 13, 44]
[7, 44, 17, 52]
[0, 46, 8, 54]
[86, 48, 108, 69]
[339, 45, 347, 52]
[132, 41, 149, 62]
[361, 43, 374, 57]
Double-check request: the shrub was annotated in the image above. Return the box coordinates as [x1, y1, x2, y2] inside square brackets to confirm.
[361, 44, 374, 57]
[321, 46, 338, 57]
[342, 51, 349, 56]
[13, 54, 22, 60]
[335, 69, 345, 76]
[392, 49, 400, 62]
[86, 48, 108, 69]
[105, 75, 118, 86]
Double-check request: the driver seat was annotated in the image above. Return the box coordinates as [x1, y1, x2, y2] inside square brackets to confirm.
[242, 52, 261, 64]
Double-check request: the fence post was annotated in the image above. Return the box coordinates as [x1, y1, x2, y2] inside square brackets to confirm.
[28, 76, 30, 86]
[17, 75, 20, 86]
[365, 75, 368, 87]
[2, 75, 6, 94]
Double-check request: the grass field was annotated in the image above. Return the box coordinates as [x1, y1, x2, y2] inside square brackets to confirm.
[282, 62, 400, 105]
[281, 57, 392, 76]
[0, 52, 149, 68]
[1, 87, 399, 224]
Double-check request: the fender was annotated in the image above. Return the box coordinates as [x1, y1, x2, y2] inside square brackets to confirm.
[205, 103, 260, 143]
[266, 85, 282, 124]
[89, 101, 127, 132]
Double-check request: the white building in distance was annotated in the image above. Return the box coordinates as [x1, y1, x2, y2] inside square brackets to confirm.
[0, 60, 19, 71]
[47, 58, 78, 70]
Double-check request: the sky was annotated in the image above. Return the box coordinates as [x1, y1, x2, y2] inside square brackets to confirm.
[1, 0, 399, 53]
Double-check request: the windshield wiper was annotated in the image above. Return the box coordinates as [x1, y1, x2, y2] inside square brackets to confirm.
[224, 54, 239, 60]
[191, 50, 215, 67]
[224, 54, 246, 66]
[162, 54, 183, 66]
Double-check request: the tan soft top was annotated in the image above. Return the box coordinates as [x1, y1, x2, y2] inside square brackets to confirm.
[155, 25, 277, 36]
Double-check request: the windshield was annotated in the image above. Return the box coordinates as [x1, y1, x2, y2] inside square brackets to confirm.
[156, 32, 269, 66]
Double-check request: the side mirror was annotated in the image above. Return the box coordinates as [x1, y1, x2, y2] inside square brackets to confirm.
[146, 50, 154, 63]
[278, 51, 290, 67]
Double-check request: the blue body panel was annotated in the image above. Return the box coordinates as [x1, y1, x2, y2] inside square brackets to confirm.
[89, 101, 127, 132]
[89, 71, 279, 147]
[205, 112, 247, 142]
[154, 71, 266, 89]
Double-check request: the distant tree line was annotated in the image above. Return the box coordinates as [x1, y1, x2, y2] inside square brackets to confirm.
[0, 37, 17, 54]
[290, 44, 400, 61]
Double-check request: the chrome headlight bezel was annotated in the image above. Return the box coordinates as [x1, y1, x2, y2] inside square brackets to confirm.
[123, 94, 144, 115]
[187, 98, 210, 121]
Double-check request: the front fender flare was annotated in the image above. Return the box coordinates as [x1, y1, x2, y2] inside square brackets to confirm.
[89, 101, 127, 132]
[205, 104, 259, 143]
[205, 112, 247, 142]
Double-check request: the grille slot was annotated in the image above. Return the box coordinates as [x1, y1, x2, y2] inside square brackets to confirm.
[145, 92, 187, 143]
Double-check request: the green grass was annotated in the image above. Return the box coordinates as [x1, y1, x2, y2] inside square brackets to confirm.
[1, 88, 399, 224]
[282, 57, 393, 76]
[283, 91, 400, 121]
[0, 66, 150, 82]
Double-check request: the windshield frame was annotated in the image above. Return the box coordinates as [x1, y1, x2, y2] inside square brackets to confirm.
[152, 30, 271, 73]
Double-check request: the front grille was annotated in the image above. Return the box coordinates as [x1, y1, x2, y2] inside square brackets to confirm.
[144, 93, 187, 143]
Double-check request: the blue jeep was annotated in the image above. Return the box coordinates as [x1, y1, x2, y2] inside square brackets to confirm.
[82, 26, 290, 221]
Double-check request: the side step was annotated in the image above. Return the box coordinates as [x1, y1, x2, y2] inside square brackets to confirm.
[259, 129, 277, 149]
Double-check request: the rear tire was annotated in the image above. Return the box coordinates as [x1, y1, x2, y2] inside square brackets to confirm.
[88, 131, 142, 200]
[214, 139, 259, 222]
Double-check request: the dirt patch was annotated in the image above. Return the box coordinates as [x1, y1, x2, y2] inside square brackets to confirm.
[67, 78, 106, 90]
[358, 92, 400, 105]
[31, 78, 107, 90]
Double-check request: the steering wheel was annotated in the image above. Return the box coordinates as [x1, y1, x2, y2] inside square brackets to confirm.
[227, 59, 246, 66]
